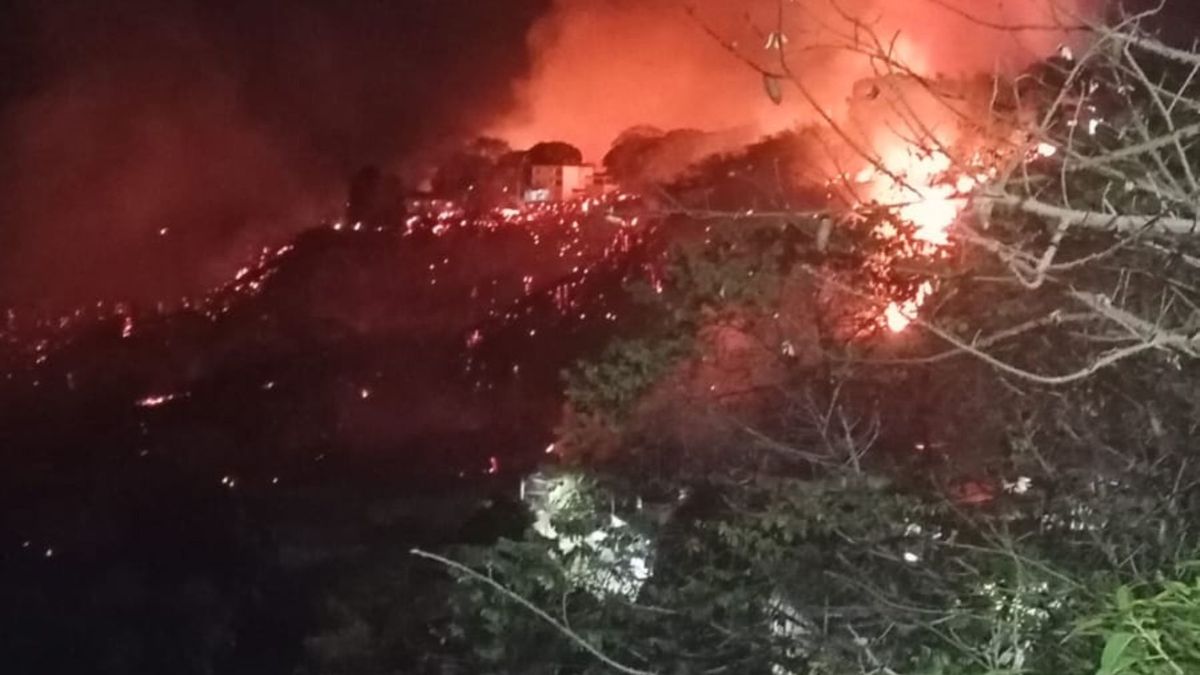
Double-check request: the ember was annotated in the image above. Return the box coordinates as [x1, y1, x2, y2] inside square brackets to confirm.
[135, 392, 187, 408]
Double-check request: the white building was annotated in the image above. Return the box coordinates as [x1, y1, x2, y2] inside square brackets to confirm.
[526, 164, 597, 203]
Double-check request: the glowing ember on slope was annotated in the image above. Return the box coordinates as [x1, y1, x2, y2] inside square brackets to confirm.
[135, 392, 188, 408]
[2, 190, 652, 393]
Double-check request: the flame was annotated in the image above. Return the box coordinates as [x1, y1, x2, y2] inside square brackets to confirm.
[882, 281, 934, 333]
[855, 143, 983, 333]
[861, 144, 983, 249]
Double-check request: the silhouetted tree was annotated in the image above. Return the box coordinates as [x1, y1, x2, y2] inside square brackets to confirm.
[526, 141, 584, 166]
[346, 165, 405, 227]
[602, 126, 665, 181]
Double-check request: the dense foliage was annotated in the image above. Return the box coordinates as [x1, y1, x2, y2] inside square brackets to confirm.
[427, 13, 1200, 675]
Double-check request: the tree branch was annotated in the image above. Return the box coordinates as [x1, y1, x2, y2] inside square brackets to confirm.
[411, 548, 658, 675]
[979, 193, 1200, 235]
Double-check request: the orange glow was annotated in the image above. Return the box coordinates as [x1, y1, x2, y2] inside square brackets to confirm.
[493, 0, 1096, 160]
[840, 73, 997, 334]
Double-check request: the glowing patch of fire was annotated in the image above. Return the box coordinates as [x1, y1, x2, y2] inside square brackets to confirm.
[883, 281, 934, 333]
[857, 146, 983, 333]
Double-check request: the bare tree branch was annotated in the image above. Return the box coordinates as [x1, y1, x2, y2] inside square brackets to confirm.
[411, 549, 658, 675]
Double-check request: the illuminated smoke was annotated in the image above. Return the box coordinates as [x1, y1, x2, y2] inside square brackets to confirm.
[493, 0, 1096, 160]
[495, 0, 1095, 334]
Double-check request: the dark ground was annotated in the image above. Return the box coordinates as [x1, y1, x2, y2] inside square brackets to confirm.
[0, 204, 661, 674]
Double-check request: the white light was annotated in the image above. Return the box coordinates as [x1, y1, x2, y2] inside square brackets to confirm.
[1005, 476, 1033, 495]
[903, 551, 920, 563]
[136, 392, 185, 408]
[630, 556, 650, 581]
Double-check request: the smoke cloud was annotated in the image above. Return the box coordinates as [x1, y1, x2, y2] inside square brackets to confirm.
[0, 0, 549, 310]
[492, 0, 1097, 161]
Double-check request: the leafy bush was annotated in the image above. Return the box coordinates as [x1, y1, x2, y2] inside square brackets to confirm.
[1077, 568, 1200, 675]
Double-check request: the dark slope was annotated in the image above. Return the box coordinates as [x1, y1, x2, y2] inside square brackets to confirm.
[0, 199, 661, 674]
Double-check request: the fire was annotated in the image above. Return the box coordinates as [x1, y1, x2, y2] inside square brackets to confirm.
[862, 145, 980, 250]
[854, 143, 984, 333]
[882, 281, 934, 333]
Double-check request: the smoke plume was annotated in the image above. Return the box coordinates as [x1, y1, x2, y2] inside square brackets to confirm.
[492, 0, 1097, 161]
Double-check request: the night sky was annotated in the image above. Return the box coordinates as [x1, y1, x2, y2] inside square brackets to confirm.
[0, 0, 549, 310]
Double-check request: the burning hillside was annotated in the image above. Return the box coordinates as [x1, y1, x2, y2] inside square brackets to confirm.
[0, 190, 671, 507]
[480, 0, 1099, 333]
[11, 2, 1200, 673]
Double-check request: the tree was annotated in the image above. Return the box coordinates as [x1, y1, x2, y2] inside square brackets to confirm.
[602, 126, 745, 186]
[422, 6, 1200, 674]
[432, 137, 520, 207]
[527, 141, 584, 166]
[602, 126, 665, 181]
[346, 165, 404, 227]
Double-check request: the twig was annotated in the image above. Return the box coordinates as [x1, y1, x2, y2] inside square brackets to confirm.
[411, 548, 658, 675]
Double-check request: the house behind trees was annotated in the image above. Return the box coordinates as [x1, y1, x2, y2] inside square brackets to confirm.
[525, 163, 597, 203]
